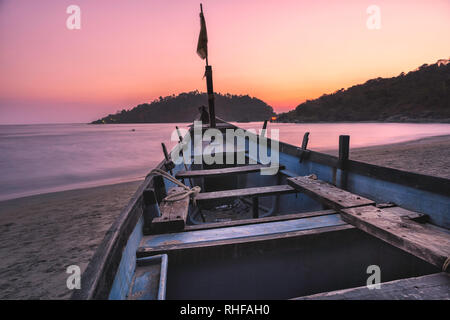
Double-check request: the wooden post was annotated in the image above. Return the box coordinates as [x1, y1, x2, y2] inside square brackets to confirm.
[252, 197, 259, 219]
[299, 132, 310, 163]
[339, 135, 349, 162]
[301, 132, 310, 150]
[161, 143, 174, 175]
[161, 143, 170, 161]
[338, 135, 350, 189]
[153, 175, 167, 203]
[205, 65, 216, 128]
[261, 120, 268, 137]
[142, 188, 161, 234]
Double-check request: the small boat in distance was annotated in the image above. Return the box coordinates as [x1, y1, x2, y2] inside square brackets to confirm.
[72, 4, 450, 300]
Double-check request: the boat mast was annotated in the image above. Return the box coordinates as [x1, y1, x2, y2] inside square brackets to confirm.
[200, 4, 216, 128]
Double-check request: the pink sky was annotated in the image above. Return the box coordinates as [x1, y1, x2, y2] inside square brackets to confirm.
[0, 0, 449, 124]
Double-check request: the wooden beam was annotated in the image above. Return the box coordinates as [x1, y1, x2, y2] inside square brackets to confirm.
[151, 187, 190, 234]
[381, 206, 429, 223]
[340, 205, 450, 271]
[287, 176, 374, 210]
[294, 273, 450, 300]
[195, 184, 296, 202]
[137, 224, 354, 257]
[176, 164, 285, 179]
[184, 209, 337, 232]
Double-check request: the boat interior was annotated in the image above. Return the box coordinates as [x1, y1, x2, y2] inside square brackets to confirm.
[74, 120, 450, 300]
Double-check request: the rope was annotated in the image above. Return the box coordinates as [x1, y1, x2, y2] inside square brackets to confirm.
[443, 257, 450, 272]
[147, 168, 201, 205]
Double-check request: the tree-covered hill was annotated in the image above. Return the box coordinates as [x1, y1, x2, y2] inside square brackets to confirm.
[92, 91, 275, 124]
[276, 59, 450, 123]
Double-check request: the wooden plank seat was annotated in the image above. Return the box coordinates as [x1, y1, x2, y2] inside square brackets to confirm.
[176, 164, 285, 179]
[195, 184, 296, 202]
[150, 187, 190, 234]
[137, 213, 349, 257]
[293, 273, 450, 300]
[287, 176, 374, 210]
[340, 205, 450, 271]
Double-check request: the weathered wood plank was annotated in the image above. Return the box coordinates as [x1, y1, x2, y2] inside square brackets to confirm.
[287, 176, 374, 210]
[195, 184, 296, 202]
[340, 205, 450, 270]
[294, 273, 450, 300]
[184, 209, 337, 231]
[136, 224, 354, 257]
[151, 187, 190, 234]
[382, 206, 428, 222]
[127, 255, 167, 300]
[176, 164, 285, 179]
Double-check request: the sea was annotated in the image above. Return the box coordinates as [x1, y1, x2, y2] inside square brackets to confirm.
[1, 122, 449, 201]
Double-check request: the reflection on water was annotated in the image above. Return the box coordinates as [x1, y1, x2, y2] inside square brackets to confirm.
[0, 122, 449, 201]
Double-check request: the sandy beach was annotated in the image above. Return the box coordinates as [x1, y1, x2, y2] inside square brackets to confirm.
[326, 134, 450, 179]
[0, 135, 448, 299]
[0, 180, 142, 299]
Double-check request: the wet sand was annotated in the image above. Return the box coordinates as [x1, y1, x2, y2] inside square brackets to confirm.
[0, 135, 449, 299]
[0, 180, 142, 299]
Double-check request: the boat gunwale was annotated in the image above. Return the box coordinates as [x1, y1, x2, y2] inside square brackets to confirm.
[228, 121, 450, 197]
[71, 159, 165, 300]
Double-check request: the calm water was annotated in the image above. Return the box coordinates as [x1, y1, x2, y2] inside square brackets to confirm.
[0, 122, 449, 201]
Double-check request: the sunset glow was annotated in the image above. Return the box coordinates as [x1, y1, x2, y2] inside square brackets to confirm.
[0, 0, 449, 123]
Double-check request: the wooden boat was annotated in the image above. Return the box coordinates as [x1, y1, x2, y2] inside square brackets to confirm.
[72, 117, 450, 300]
[72, 5, 449, 300]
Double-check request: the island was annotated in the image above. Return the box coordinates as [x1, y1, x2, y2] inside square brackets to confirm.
[92, 91, 275, 124]
[276, 59, 450, 123]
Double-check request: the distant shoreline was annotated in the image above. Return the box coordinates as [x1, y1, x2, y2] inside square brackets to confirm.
[2, 120, 450, 126]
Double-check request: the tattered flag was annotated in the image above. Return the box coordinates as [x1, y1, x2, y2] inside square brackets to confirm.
[196, 6, 208, 60]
